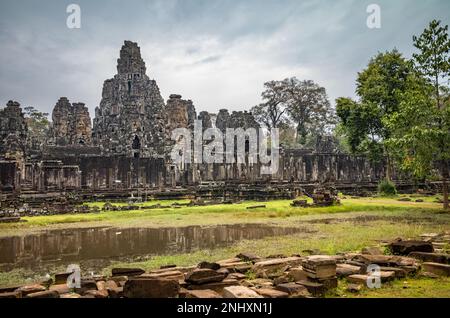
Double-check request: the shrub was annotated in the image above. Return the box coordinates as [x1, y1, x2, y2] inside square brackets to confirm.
[378, 179, 397, 196]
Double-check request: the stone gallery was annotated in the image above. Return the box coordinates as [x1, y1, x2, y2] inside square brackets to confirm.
[0, 41, 389, 198]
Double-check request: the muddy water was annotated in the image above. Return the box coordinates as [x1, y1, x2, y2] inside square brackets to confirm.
[0, 224, 305, 271]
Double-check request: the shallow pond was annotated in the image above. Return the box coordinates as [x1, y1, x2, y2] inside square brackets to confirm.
[0, 224, 306, 272]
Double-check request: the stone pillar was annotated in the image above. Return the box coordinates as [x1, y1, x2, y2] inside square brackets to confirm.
[93, 169, 99, 190]
[127, 171, 132, 189]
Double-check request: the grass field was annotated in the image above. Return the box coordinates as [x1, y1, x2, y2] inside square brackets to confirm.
[0, 195, 449, 297]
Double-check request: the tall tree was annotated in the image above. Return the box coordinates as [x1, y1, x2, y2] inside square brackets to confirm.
[250, 80, 288, 130]
[284, 78, 335, 145]
[336, 97, 384, 160]
[413, 19, 450, 110]
[23, 106, 50, 151]
[389, 19, 450, 210]
[387, 73, 449, 210]
[413, 19, 450, 210]
[336, 50, 413, 180]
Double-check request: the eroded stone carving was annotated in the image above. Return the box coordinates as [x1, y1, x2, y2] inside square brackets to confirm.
[92, 41, 167, 158]
[51, 97, 92, 146]
[0, 100, 28, 159]
[166, 94, 196, 131]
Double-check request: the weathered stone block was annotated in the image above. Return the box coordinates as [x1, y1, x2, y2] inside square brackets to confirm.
[236, 252, 261, 262]
[185, 289, 223, 298]
[83, 289, 109, 298]
[0, 291, 22, 298]
[408, 252, 450, 264]
[389, 240, 434, 255]
[336, 264, 361, 277]
[187, 279, 237, 292]
[26, 290, 60, 298]
[253, 257, 302, 272]
[112, 268, 145, 277]
[296, 280, 326, 296]
[352, 254, 418, 267]
[49, 284, 71, 295]
[15, 284, 46, 296]
[54, 272, 72, 285]
[347, 271, 395, 285]
[379, 267, 406, 278]
[422, 262, 450, 277]
[185, 269, 226, 285]
[60, 293, 82, 298]
[287, 267, 309, 281]
[302, 255, 337, 279]
[222, 286, 263, 298]
[275, 283, 310, 297]
[123, 278, 180, 298]
[347, 274, 368, 285]
[253, 288, 289, 298]
[140, 270, 185, 282]
[198, 261, 221, 270]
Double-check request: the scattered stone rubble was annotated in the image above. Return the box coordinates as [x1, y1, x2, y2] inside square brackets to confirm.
[0, 210, 21, 223]
[291, 188, 340, 208]
[1, 232, 448, 298]
[0, 197, 95, 219]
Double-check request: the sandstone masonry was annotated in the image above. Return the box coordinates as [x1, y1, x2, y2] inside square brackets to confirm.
[51, 97, 92, 146]
[92, 41, 167, 158]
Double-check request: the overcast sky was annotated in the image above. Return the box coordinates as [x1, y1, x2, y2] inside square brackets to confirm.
[0, 0, 449, 118]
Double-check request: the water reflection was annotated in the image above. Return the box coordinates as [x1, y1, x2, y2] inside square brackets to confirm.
[0, 224, 305, 270]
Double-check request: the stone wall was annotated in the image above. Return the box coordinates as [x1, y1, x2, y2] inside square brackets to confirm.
[52, 156, 166, 189]
[0, 161, 18, 191]
[15, 150, 387, 192]
[23, 161, 81, 191]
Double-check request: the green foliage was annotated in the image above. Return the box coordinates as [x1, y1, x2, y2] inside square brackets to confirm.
[284, 78, 335, 145]
[332, 124, 352, 154]
[378, 179, 397, 196]
[251, 80, 290, 129]
[336, 50, 413, 167]
[23, 106, 50, 150]
[385, 74, 444, 179]
[413, 19, 450, 100]
[357, 49, 413, 117]
[252, 77, 335, 146]
[245, 270, 257, 280]
[386, 20, 450, 210]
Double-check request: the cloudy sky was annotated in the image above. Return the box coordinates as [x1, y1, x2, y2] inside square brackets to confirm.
[0, 0, 449, 117]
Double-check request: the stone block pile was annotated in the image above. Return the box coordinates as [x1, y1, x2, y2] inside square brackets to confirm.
[0, 232, 449, 298]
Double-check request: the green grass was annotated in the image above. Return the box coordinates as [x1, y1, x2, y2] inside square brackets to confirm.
[332, 277, 450, 298]
[0, 196, 444, 236]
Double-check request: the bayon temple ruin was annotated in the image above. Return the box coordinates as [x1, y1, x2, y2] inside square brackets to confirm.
[0, 41, 393, 201]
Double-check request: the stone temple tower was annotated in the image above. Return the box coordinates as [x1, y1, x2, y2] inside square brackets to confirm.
[92, 41, 167, 158]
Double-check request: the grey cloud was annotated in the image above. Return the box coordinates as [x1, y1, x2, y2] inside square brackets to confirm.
[0, 0, 449, 116]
